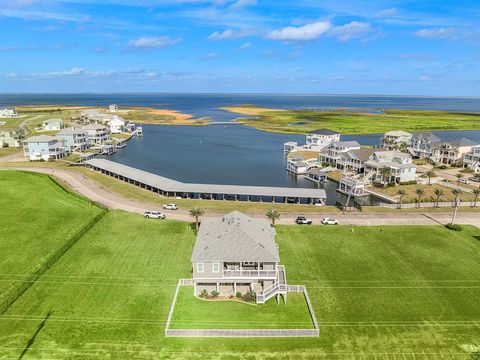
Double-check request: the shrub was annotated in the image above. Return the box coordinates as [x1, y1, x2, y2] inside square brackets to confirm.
[235, 291, 242, 299]
[387, 182, 395, 188]
[242, 290, 256, 303]
[445, 223, 462, 231]
[438, 165, 448, 170]
[199, 289, 209, 298]
[399, 180, 417, 186]
[460, 168, 474, 174]
[211, 290, 219, 298]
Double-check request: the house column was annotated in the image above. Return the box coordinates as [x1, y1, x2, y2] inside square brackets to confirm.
[193, 282, 197, 296]
[258, 262, 260, 277]
[216, 282, 219, 293]
[234, 283, 237, 294]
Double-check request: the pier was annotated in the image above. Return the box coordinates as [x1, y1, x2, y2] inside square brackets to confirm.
[84, 159, 327, 205]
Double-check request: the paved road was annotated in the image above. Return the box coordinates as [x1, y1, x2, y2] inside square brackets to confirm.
[2, 166, 479, 228]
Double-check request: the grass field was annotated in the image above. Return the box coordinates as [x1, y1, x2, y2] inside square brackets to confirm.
[223, 106, 480, 134]
[0, 171, 103, 300]
[170, 287, 314, 329]
[0, 171, 480, 358]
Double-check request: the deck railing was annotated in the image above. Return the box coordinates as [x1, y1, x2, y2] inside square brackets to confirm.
[223, 270, 277, 278]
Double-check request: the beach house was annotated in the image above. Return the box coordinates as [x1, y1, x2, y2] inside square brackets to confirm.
[463, 145, 480, 172]
[56, 128, 89, 152]
[430, 138, 477, 165]
[335, 148, 379, 174]
[363, 150, 416, 184]
[41, 118, 64, 131]
[82, 124, 111, 144]
[0, 130, 23, 148]
[0, 108, 18, 118]
[108, 115, 125, 134]
[23, 135, 67, 161]
[305, 129, 340, 151]
[191, 211, 287, 304]
[109, 104, 119, 112]
[380, 130, 412, 150]
[409, 132, 440, 159]
[320, 141, 361, 166]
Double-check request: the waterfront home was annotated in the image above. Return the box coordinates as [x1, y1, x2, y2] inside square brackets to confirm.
[109, 104, 118, 112]
[108, 115, 125, 134]
[23, 135, 67, 161]
[320, 141, 361, 165]
[305, 167, 327, 183]
[364, 150, 416, 184]
[41, 118, 64, 131]
[283, 141, 297, 153]
[380, 130, 412, 150]
[430, 137, 477, 165]
[336, 148, 380, 174]
[80, 109, 102, 123]
[82, 123, 111, 144]
[0, 108, 18, 118]
[0, 130, 23, 148]
[463, 145, 480, 173]
[306, 129, 340, 151]
[191, 211, 287, 304]
[56, 127, 89, 152]
[338, 175, 366, 196]
[409, 132, 440, 159]
[286, 159, 309, 174]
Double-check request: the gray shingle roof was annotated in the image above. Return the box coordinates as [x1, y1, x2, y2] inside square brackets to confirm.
[57, 127, 86, 135]
[24, 135, 60, 143]
[446, 137, 477, 147]
[82, 124, 107, 130]
[192, 211, 279, 262]
[332, 141, 360, 148]
[412, 132, 441, 141]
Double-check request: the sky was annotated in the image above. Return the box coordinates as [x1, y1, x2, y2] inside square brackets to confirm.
[0, 0, 479, 95]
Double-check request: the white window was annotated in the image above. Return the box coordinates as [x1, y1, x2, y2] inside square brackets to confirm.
[197, 262, 204, 273]
[213, 262, 220, 273]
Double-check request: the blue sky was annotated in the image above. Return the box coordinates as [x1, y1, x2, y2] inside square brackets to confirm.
[0, 0, 479, 95]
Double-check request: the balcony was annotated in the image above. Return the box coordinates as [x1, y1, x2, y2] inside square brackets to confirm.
[223, 269, 277, 278]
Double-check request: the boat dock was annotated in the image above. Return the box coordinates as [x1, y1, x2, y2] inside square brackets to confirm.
[84, 159, 327, 205]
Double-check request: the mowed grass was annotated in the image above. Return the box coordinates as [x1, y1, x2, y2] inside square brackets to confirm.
[0, 170, 103, 299]
[224, 106, 480, 134]
[170, 287, 314, 329]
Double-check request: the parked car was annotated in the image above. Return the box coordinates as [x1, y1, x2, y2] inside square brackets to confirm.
[459, 178, 470, 184]
[321, 217, 339, 225]
[470, 176, 480, 182]
[144, 211, 166, 219]
[162, 203, 178, 210]
[295, 216, 312, 225]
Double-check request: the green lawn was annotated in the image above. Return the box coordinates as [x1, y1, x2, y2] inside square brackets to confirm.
[0, 172, 479, 358]
[170, 287, 314, 329]
[0, 171, 103, 301]
[224, 106, 480, 134]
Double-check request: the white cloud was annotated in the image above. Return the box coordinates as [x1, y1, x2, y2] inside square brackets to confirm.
[267, 21, 331, 42]
[328, 21, 371, 42]
[376, 8, 398, 18]
[127, 36, 181, 49]
[201, 52, 221, 60]
[230, 0, 256, 9]
[208, 28, 259, 40]
[415, 27, 456, 39]
[239, 42, 252, 50]
[418, 75, 432, 81]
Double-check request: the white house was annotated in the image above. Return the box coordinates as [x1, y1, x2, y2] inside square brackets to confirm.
[0, 108, 18, 118]
[0, 130, 23, 148]
[82, 124, 111, 144]
[41, 118, 64, 131]
[286, 159, 309, 174]
[336, 148, 379, 174]
[109, 104, 118, 112]
[320, 141, 361, 165]
[56, 128, 89, 152]
[463, 145, 480, 173]
[409, 132, 441, 159]
[430, 138, 477, 165]
[23, 135, 67, 161]
[364, 150, 416, 184]
[305, 129, 340, 151]
[108, 115, 125, 134]
[381, 130, 412, 149]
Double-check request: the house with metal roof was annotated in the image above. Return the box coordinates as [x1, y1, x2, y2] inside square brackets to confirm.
[430, 137, 478, 165]
[191, 211, 287, 304]
[409, 132, 441, 159]
[23, 135, 67, 161]
[82, 123, 111, 144]
[41, 118, 64, 131]
[380, 130, 412, 150]
[320, 141, 361, 165]
[57, 127, 89, 152]
[305, 128, 340, 151]
[364, 150, 416, 184]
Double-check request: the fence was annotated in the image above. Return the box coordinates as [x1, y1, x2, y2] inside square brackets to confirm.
[379, 201, 476, 209]
[165, 280, 319, 337]
[0, 210, 106, 315]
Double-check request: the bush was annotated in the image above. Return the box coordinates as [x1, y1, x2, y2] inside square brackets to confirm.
[235, 291, 242, 299]
[445, 223, 462, 231]
[387, 182, 396, 188]
[399, 180, 417, 186]
[211, 290, 219, 298]
[438, 165, 448, 170]
[460, 168, 474, 174]
[242, 290, 256, 303]
[199, 289, 209, 298]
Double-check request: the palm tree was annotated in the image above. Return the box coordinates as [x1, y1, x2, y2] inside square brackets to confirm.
[415, 187, 425, 207]
[379, 167, 391, 187]
[433, 188, 444, 207]
[455, 173, 462, 185]
[396, 188, 406, 209]
[472, 188, 480, 208]
[425, 170, 435, 185]
[189, 207, 205, 231]
[451, 189, 461, 225]
[266, 209, 280, 226]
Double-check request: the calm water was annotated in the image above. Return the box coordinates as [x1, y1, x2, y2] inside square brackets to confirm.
[2, 93, 479, 205]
